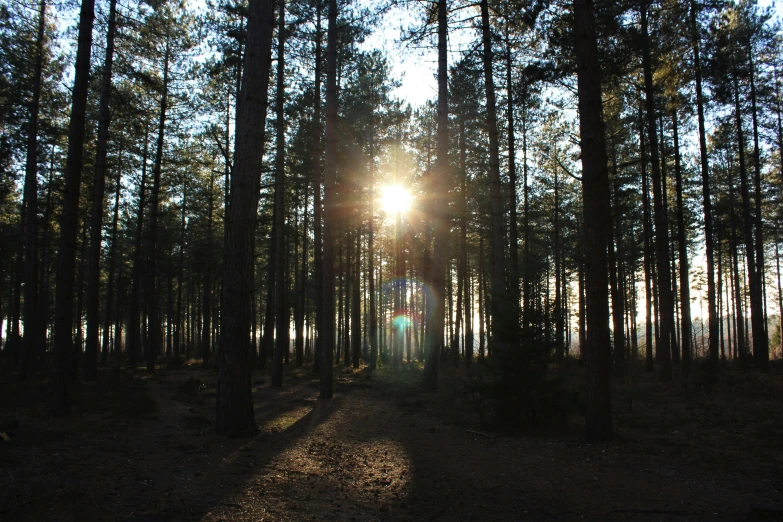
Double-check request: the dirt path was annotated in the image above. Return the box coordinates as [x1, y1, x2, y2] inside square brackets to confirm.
[2, 365, 781, 522]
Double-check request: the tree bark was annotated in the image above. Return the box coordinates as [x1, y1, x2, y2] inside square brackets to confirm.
[271, 0, 288, 387]
[732, 67, 763, 369]
[20, 0, 47, 379]
[421, 0, 448, 391]
[690, 0, 718, 362]
[84, 0, 118, 380]
[672, 110, 692, 375]
[320, 0, 338, 399]
[480, 0, 509, 354]
[52, 0, 96, 415]
[312, 0, 324, 374]
[748, 45, 768, 371]
[574, 0, 612, 442]
[216, 0, 274, 436]
[506, 31, 520, 330]
[101, 149, 123, 365]
[145, 40, 171, 374]
[640, 2, 673, 381]
[203, 170, 215, 363]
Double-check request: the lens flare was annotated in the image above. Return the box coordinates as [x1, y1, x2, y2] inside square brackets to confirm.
[380, 184, 413, 215]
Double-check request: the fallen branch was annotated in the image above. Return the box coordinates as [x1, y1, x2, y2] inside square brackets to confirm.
[466, 429, 495, 443]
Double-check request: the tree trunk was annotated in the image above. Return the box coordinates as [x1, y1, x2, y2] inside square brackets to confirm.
[101, 150, 123, 365]
[732, 68, 763, 370]
[728, 157, 747, 360]
[83, 0, 118, 380]
[352, 228, 361, 368]
[216, 0, 274, 436]
[672, 110, 692, 375]
[20, 0, 47, 379]
[748, 46, 768, 371]
[296, 183, 308, 367]
[312, 1, 323, 374]
[320, 0, 338, 399]
[776, 243, 782, 359]
[574, 0, 613, 442]
[421, 0, 448, 391]
[52, 0, 95, 414]
[506, 32, 520, 330]
[608, 153, 624, 377]
[144, 40, 171, 374]
[480, 0, 509, 353]
[203, 171, 215, 363]
[271, 0, 288, 387]
[640, 3, 673, 381]
[689, 0, 718, 362]
[368, 105, 378, 370]
[175, 185, 186, 359]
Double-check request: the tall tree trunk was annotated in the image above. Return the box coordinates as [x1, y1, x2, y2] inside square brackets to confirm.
[639, 107, 654, 372]
[145, 40, 171, 374]
[478, 236, 485, 358]
[480, 0, 509, 353]
[690, 0, 718, 362]
[672, 110, 692, 375]
[421, 0, 448, 391]
[748, 46, 768, 371]
[129, 128, 149, 368]
[732, 68, 764, 369]
[608, 153, 624, 377]
[296, 184, 308, 367]
[175, 185, 186, 359]
[203, 171, 215, 363]
[216, 0, 274, 436]
[368, 107, 377, 371]
[505, 32, 520, 330]
[728, 157, 747, 360]
[776, 243, 783, 359]
[39, 161, 54, 359]
[101, 152, 123, 365]
[20, 0, 47, 378]
[84, 0, 118, 380]
[311, 0, 323, 374]
[261, 214, 276, 369]
[352, 228, 361, 368]
[52, 0, 96, 414]
[320, 0, 338, 398]
[555, 160, 565, 360]
[574, 0, 612, 442]
[640, 2, 673, 381]
[271, 0, 288, 387]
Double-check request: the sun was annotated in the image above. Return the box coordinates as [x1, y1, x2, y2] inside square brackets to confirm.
[379, 184, 413, 215]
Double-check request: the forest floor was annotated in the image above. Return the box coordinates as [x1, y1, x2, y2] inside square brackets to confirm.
[1, 357, 782, 522]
